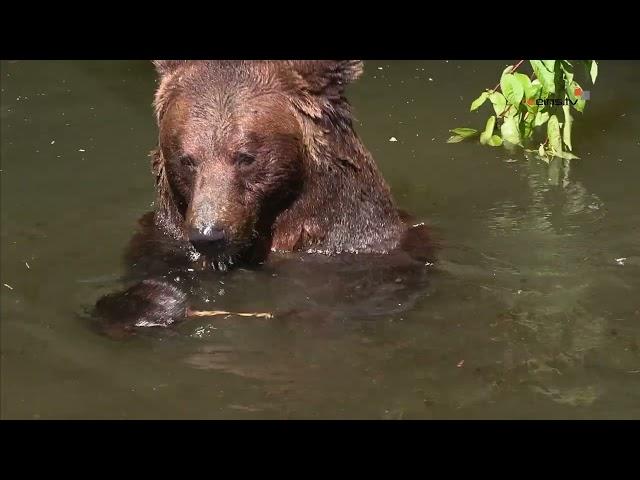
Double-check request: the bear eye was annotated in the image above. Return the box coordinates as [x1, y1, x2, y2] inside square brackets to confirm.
[178, 155, 198, 170]
[235, 152, 256, 167]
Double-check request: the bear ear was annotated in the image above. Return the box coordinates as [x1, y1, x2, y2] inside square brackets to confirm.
[287, 60, 364, 95]
[152, 60, 189, 77]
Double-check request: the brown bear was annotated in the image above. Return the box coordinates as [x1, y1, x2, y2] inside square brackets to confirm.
[94, 60, 435, 334]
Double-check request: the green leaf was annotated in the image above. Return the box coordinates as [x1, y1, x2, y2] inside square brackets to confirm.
[501, 115, 520, 145]
[500, 73, 525, 106]
[479, 116, 496, 145]
[470, 92, 489, 111]
[513, 73, 532, 92]
[487, 135, 503, 147]
[447, 135, 465, 144]
[547, 114, 563, 153]
[521, 113, 535, 139]
[568, 80, 587, 112]
[562, 105, 573, 151]
[524, 81, 542, 100]
[541, 60, 556, 72]
[489, 92, 507, 116]
[587, 60, 598, 85]
[523, 100, 538, 114]
[534, 111, 550, 127]
[501, 65, 515, 76]
[450, 127, 479, 138]
[560, 61, 574, 85]
[530, 60, 555, 94]
[554, 151, 580, 160]
[521, 82, 542, 113]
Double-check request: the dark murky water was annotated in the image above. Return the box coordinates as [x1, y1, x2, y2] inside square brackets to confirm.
[1, 60, 639, 419]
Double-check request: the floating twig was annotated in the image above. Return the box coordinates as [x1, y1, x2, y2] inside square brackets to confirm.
[186, 308, 273, 319]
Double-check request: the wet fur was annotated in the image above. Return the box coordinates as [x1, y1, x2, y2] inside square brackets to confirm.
[92, 61, 435, 335]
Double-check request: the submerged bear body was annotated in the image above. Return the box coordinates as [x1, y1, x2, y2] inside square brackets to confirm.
[94, 60, 435, 334]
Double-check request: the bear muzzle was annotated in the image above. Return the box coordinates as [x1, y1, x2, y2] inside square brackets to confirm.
[188, 224, 226, 248]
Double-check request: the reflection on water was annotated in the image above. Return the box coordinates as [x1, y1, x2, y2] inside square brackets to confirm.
[1, 60, 639, 419]
[487, 157, 606, 236]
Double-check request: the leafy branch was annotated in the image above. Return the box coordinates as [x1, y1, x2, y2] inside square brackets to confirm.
[448, 60, 598, 162]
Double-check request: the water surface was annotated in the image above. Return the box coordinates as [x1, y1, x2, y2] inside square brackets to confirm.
[1, 60, 639, 419]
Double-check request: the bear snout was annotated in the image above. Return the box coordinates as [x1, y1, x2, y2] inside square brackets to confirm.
[188, 224, 226, 247]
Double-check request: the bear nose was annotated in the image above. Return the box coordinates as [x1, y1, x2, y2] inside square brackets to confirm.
[188, 225, 226, 246]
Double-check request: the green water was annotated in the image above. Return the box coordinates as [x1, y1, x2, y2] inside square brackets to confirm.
[1, 60, 639, 419]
